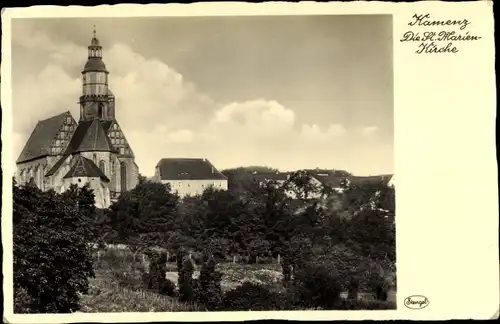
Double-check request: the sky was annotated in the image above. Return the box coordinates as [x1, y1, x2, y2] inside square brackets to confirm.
[10, 15, 393, 177]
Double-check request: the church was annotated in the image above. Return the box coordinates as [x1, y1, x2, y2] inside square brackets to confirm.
[15, 30, 139, 208]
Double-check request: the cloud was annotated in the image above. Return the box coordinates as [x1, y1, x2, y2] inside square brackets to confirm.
[360, 126, 379, 135]
[166, 129, 195, 143]
[301, 123, 347, 141]
[11, 26, 391, 176]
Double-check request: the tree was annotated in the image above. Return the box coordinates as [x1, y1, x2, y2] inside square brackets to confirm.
[13, 182, 95, 313]
[178, 256, 195, 303]
[197, 255, 223, 310]
[108, 182, 180, 253]
[138, 173, 148, 185]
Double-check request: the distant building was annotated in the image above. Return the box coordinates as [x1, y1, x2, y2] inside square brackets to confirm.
[15, 29, 139, 208]
[252, 171, 289, 187]
[309, 172, 347, 193]
[153, 158, 228, 197]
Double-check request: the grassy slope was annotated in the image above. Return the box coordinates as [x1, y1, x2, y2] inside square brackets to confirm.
[80, 271, 198, 312]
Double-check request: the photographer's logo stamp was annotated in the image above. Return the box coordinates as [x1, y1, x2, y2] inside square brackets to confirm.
[404, 295, 430, 310]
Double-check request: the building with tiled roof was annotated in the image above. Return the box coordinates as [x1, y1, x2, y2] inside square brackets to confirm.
[153, 158, 228, 197]
[15, 29, 139, 207]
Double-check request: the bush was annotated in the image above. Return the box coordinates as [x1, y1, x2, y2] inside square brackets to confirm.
[347, 276, 360, 300]
[368, 273, 390, 301]
[292, 262, 343, 309]
[222, 282, 291, 311]
[142, 252, 176, 297]
[196, 256, 223, 310]
[178, 257, 195, 302]
[13, 183, 95, 313]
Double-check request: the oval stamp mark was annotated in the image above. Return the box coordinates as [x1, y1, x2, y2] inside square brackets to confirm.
[404, 295, 430, 310]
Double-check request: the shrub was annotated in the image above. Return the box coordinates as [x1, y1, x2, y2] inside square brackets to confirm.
[281, 256, 292, 286]
[368, 273, 390, 301]
[292, 262, 343, 309]
[142, 252, 176, 297]
[178, 256, 195, 302]
[347, 276, 360, 301]
[196, 256, 223, 310]
[222, 282, 290, 311]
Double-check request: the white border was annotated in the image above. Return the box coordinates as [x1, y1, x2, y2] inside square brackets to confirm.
[2, 1, 498, 322]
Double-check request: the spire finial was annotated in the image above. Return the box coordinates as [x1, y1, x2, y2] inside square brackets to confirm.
[93, 25, 96, 38]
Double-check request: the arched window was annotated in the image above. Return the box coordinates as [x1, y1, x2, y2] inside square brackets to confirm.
[120, 162, 127, 193]
[37, 165, 43, 190]
[99, 160, 106, 175]
[98, 103, 104, 118]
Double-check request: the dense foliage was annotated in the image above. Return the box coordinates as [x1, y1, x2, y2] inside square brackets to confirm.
[222, 282, 290, 311]
[13, 182, 96, 313]
[13, 166, 396, 312]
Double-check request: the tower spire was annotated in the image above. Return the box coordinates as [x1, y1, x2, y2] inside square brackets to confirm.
[93, 25, 96, 38]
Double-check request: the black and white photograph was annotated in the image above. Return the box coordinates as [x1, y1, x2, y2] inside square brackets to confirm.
[3, 2, 496, 320]
[9, 13, 397, 314]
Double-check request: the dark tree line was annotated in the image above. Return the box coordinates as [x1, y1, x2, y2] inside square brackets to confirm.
[103, 169, 395, 268]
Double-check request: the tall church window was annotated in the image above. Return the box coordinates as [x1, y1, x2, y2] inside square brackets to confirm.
[99, 160, 106, 176]
[120, 162, 127, 193]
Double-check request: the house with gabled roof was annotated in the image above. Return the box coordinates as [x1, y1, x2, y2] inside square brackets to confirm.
[153, 158, 228, 198]
[15, 29, 139, 207]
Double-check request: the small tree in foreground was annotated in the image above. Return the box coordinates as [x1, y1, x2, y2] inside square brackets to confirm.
[178, 256, 195, 303]
[197, 255, 223, 310]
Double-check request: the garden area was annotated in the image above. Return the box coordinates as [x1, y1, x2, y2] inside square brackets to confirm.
[13, 168, 396, 313]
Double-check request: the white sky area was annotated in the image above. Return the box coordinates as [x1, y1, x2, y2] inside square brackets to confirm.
[10, 16, 394, 177]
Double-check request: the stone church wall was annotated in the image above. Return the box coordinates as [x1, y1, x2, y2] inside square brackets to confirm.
[62, 176, 111, 208]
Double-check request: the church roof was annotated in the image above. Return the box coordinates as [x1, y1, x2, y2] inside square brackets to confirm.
[63, 155, 110, 182]
[16, 111, 71, 164]
[101, 120, 113, 133]
[83, 57, 108, 73]
[45, 154, 70, 177]
[65, 119, 113, 154]
[156, 158, 227, 181]
[45, 119, 114, 177]
[90, 36, 101, 46]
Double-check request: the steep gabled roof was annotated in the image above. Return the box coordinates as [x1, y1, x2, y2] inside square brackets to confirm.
[101, 120, 114, 133]
[65, 119, 113, 154]
[16, 111, 71, 163]
[312, 173, 345, 188]
[76, 119, 113, 152]
[63, 155, 110, 182]
[45, 154, 70, 177]
[156, 158, 227, 181]
[46, 119, 114, 177]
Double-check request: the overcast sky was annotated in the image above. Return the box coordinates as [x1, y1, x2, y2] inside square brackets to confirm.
[11, 15, 393, 176]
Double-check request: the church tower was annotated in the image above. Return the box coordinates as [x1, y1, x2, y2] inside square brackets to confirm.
[79, 27, 115, 121]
